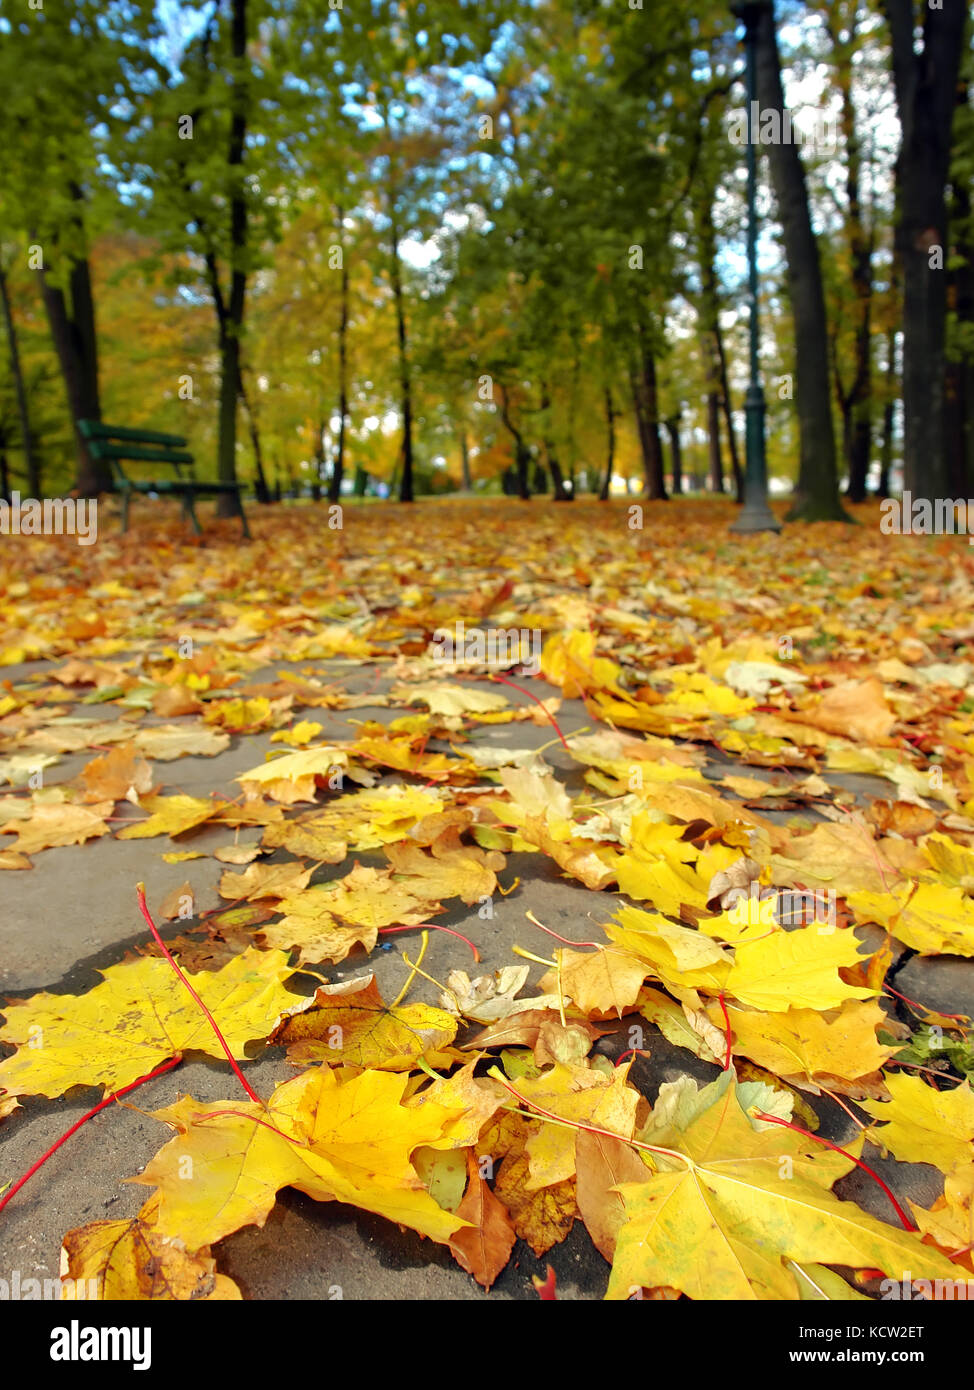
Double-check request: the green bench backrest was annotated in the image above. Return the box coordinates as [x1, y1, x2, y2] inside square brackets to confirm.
[77, 420, 195, 486]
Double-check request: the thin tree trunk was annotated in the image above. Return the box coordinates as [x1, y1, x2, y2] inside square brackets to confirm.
[541, 385, 571, 500]
[311, 415, 325, 500]
[882, 0, 967, 501]
[707, 388, 723, 493]
[878, 331, 896, 501]
[329, 201, 349, 505]
[459, 428, 472, 491]
[498, 384, 531, 499]
[0, 427, 9, 503]
[0, 261, 38, 495]
[666, 416, 683, 495]
[600, 387, 614, 500]
[752, 0, 848, 521]
[388, 204, 414, 503]
[238, 367, 269, 502]
[698, 190, 729, 497]
[216, 0, 248, 516]
[714, 321, 743, 500]
[634, 333, 667, 500]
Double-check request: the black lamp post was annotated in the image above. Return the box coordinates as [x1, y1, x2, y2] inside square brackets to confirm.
[729, 0, 781, 534]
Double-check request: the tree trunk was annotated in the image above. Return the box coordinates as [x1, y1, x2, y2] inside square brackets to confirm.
[458, 428, 472, 491]
[0, 427, 9, 503]
[633, 337, 667, 500]
[714, 322, 743, 500]
[37, 255, 109, 496]
[707, 388, 723, 493]
[666, 416, 683, 495]
[238, 367, 269, 502]
[827, 5, 874, 505]
[312, 415, 325, 500]
[329, 202, 349, 505]
[752, 0, 848, 521]
[698, 191, 729, 497]
[0, 261, 39, 496]
[878, 325, 897, 499]
[946, 89, 974, 496]
[600, 387, 614, 500]
[882, 0, 968, 501]
[498, 384, 531, 499]
[541, 385, 571, 500]
[216, 0, 248, 517]
[387, 205, 414, 503]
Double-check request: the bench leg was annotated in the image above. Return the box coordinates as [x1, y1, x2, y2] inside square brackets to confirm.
[182, 493, 203, 537]
[238, 494, 251, 540]
[121, 490, 131, 533]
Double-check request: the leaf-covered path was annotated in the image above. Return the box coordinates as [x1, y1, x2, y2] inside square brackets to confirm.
[2, 497, 974, 1301]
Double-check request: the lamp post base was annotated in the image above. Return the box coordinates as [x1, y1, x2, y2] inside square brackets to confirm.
[731, 383, 781, 533]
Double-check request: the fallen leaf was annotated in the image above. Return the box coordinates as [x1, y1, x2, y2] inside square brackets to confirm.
[79, 742, 153, 804]
[0, 947, 301, 1099]
[160, 881, 195, 921]
[860, 1073, 974, 1173]
[6, 801, 112, 855]
[60, 1195, 241, 1300]
[270, 972, 458, 1071]
[137, 1067, 469, 1248]
[448, 1150, 517, 1289]
[117, 794, 225, 840]
[217, 859, 312, 902]
[607, 1071, 958, 1299]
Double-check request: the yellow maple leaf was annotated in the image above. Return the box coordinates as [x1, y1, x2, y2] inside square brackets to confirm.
[60, 1194, 241, 1300]
[237, 744, 361, 804]
[539, 947, 649, 1017]
[132, 725, 230, 761]
[539, 629, 626, 700]
[217, 859, 312, 901]
[849, 882, 974, 957]
[384, 833, 503, 905]
[724, 926, 875, 1013]
[137, 1066, 469, 1249]
[911, 1161, 974, 1265]
[6, 801, 112, 854]
[79, 742, 153, 803]
[608, 1072, 959, 1300]
[711, 999, 893, 1088]
[260, 865, 432, 964]
[494, 1147, 578, 1257]
[202, 696, 282, 733]
[391, 681, 509, 716]
[406, 1060, 507, 1149]
[0, 947, 300, 1099]
[920, 833, 974, 890]
[517, 1061, 640, 1190]
[270, 971, 459, 1071]
[604, 906, 731, 1002]
[860, 1073, 974, 1173]
[615, 839, 738, 920]
[271, 719, 324, 746]
[116, 794, 225, 840]
[771, 821, 902, 896]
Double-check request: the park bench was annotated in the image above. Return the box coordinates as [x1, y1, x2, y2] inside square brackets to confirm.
[77, 421, 251, 538]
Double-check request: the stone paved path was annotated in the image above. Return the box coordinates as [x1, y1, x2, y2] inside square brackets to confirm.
[2, 645, 969, 1301]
